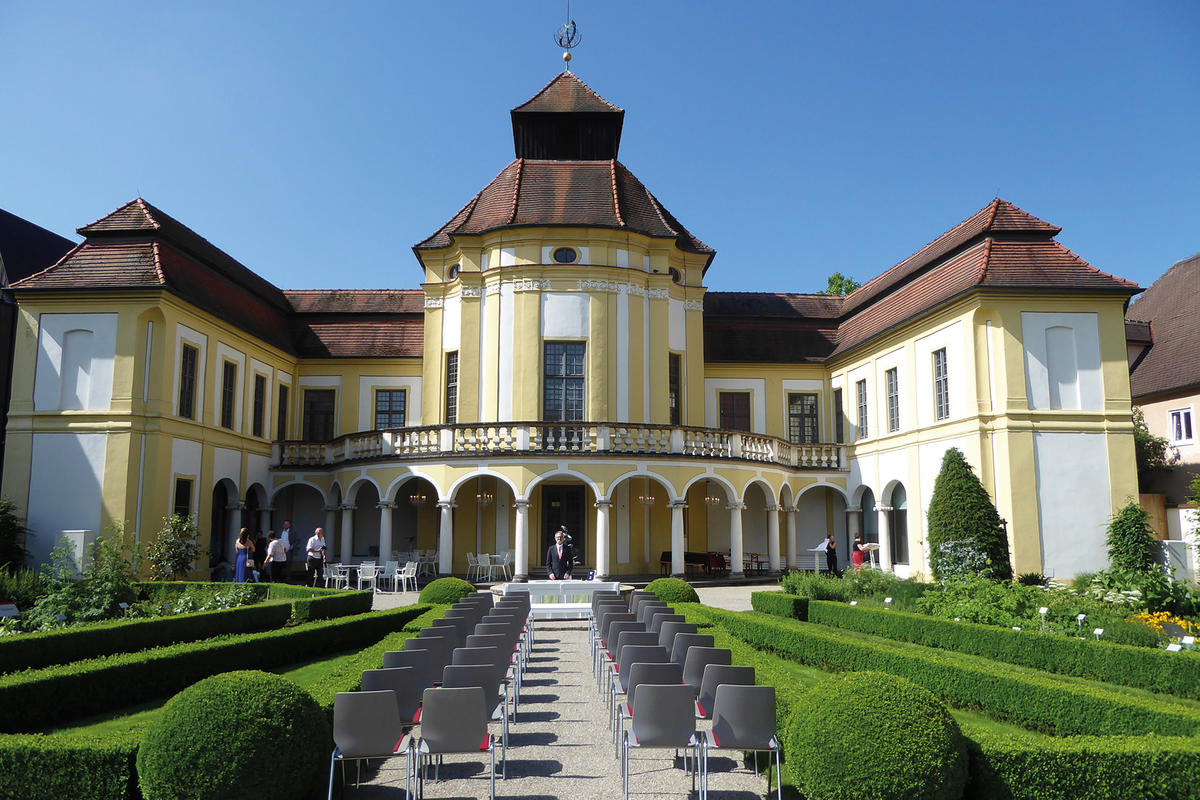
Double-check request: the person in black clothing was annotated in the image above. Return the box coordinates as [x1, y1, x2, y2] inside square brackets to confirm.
[546, 527, 575, 580]
[825, 533, 841, 577]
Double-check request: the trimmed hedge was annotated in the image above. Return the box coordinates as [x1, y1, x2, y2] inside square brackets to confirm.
[645, 577, 700, 603]
[680, 603, 1200, 800]
[751, 591, 809, 620]
[419, 577, 476, 604]
[689, 607, 1200, 738]
[0, 603, 442, 800]
[754, 592, 1200, 701]
[265, 583, 374, 622]
[0, 604, 430, 733]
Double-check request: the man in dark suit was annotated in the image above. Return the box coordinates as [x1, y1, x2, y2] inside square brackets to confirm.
[546, 527, 575, 580]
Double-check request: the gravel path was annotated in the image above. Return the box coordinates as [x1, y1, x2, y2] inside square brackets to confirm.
[335, 620, 771, 799]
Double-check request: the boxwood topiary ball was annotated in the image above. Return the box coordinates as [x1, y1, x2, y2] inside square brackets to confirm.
[785, 671, 967, 800]
[137, 670, 329, 800]
[645, 577, 700, 603]
[418, 576, 477, 605]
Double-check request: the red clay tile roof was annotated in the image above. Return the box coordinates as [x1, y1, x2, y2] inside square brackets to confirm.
[512, 71, 622, 113]
[285, 289, 425, 315]
[415, 159, 713, 259]
[703, 293, 840, 363]
[286, 290, 425, 358]
[1125, 319, 1153, 346]
[1127, 253, 1200, 398]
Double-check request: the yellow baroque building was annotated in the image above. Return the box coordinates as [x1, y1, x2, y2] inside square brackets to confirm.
[3, 72, 1140, 582]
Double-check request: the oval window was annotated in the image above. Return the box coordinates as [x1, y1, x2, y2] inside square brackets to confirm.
[669, 267, 682, 284]
[447, 264, 460, 280]
[553, 247, 577, 264]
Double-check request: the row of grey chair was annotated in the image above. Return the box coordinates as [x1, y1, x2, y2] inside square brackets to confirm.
[587, 590, 783, 800]
[329, 590, 535, 800]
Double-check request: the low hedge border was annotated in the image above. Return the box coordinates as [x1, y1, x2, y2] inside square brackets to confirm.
[753, 591, 1200, 700]
[682, 603, 1200, 800]
[0, 585, 373, 676]
[0, 604, 431, 733]
[750, 591, 808, 620]
[0, 603, 442, 800]
[690, 606, 1200, 738]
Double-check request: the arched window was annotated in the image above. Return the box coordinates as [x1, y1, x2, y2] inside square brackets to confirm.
[1045, 326, 1079, 410]
[59, 329, 93, 410]
[860, 488, 877, 543]
[889, 484, 908, 564]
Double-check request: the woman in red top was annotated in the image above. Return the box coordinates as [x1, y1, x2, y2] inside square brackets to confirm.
[851, 533, 867, 570]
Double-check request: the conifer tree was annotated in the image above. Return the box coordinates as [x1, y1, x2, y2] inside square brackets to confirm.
[926, 447, 1013, 581]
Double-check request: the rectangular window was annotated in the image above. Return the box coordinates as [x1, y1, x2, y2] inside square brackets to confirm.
[543, 342, 586, 421]
[787, 393, 819, 444]
[178, 343, 198, 419]
[885, 368, 900, 433]
[302, 389, 335, 441]
[668, 353, 682, 426]
[276, 384, 289, 440]
[173, 478, 193, 518]
[444, 351, 459, 424]
[1170, 408, 1194, 444]
[855, 379, 869, 439]
[374, 389, 407, 429]
[220, 361, 237, 430]
[833, 388, 844, 443]
[932, 348, 950, 421]
[719, 392, 751, 432]
[251, 374, 266, 438]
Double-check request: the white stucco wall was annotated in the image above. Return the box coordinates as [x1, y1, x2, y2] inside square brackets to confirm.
[27, 433, 108, 565]
[1034, 431, 1112, 577]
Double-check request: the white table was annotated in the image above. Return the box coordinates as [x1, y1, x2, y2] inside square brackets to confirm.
[500, 580, 622, 619]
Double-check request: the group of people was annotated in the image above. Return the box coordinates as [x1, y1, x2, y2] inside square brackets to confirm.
[824, 532, 872, 578]
[229, 520, 331, 586]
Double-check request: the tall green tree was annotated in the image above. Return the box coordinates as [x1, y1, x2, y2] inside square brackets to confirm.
[1104, 501, 1159, 572]
[1133, 408, 1176, 480]
[820, 272, 860, 296]
[0, 498, 29, 573]
[926, 448, 1013, 581]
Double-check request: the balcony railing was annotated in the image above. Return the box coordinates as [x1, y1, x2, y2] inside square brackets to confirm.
[274, 422, 847, 471]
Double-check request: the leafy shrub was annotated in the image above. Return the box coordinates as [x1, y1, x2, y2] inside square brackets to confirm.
[926, 448, 1012, 581]
[1087, 568, 1198, 617]
[1017, 572, 1049, 587]
[785, 671, 968, 800]
[0, 498, 30, 574]
[645, 577, 699, 603]
[418, 576, 477, 604]
[842, 566, 908, 598]
[780, 570, 852, 601]
[750, 591, 809, 619]
[23, 527, 139, 630]
[0, 568, 46, 608]
[137, 670, 328, 800]
[143, 515, 202, 581]
[1106, 502, 1160, 573]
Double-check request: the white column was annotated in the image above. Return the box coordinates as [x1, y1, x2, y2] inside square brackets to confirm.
[258, 507, 274, 536]
[323, 506, 338, 558]
[513, 500, 530, 581]
[377, 502, 395, 562]
[785, 506, 798, 567]
[339, 505, 354, 563]
[225, 502, 244, 558]
[437, 501, 455, 575]
[595, 499, 612, 579]
[670, 502, 687, 576]
[729, 502, 745, 576]
[766, 504, 781, 572]
[877, 505, 894, 572]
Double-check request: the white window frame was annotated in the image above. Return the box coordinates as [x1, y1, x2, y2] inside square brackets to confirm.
[885, 367, 900, 433]
[932, 348, 949, 421]
[855, 379, 869, 440]
[1169, 407, 1194, 445]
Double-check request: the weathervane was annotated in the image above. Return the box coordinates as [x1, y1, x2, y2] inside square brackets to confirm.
[555, 0, 581, 69]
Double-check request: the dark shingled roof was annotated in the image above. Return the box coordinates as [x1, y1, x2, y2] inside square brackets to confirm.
[0, 208, 75, 286]
[1128, 253, 1200, 398]
[512, 71, 622, 113]
[704, 292, 840, 363]
[415, 159, 713, 258]
[286, 290, 424, 358]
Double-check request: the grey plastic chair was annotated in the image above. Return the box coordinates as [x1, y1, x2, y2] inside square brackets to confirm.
[405, 636, 453, 684]
[649, 612, 686, 635]
[383, 649, 433, 693]
[609, 644, 669, 712]
[423, 620, 466, 648]
[613, 661, 684, 752]
[669, 633, 715, 667]
[626, 590, 654, 614]
[591, 603, 630, 670]
[703, 684, 781, 800]
[597, 620, 644, 688]
[683, 647, 734, 698]
[360, 667, 422, 728]
[620, 683, 699, 800]
[602, 630, 658, 692]
[415, 686, 496, 800]
[636, 602, 670, 626]
[695, 663, 755, 719]
[328, 690, 413, 800]
[658, 621, 698, 652]
[442, 663, 509, 778]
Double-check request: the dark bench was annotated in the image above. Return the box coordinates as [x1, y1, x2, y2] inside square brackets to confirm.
[659, 550, 716, 577]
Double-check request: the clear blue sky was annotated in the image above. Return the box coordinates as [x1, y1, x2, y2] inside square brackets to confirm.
[3, 1, 1197, 295]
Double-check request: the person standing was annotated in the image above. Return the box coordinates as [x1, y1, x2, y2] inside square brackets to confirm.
[264, 530, 287, 582]
[546, 527, 575, 580]
[825, 533, 840, 578]
[234, 528, 252, 583]
[280, 520, 295, 582]
[253, 530, 268, 574]
[305, 527, 327, 587]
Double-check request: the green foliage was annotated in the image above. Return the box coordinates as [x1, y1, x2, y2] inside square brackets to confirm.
[0, 729, 142, 800]
[418, 576, 477, 604]
[785, 671, 968, 800]
[0, 568, 46, 608]
[751, 591, 809, 619]
[24, 526, 139, 630]
[644, 577, 699, 603]
[0, 603, 429, 733]
[1086, 567, 1199, 617]
[780, 570, 852, 601]
[0, 498, 30, 574]
[1070, 571, 1096, 592]
[1016, 572, 1049, 587]
[926, 448, 1013, 581]
[818, 271, 861, 296]
[143, 515, 201, 581]
[137, 670, 328, 800]
[1105, 502, 1160, 573]
[1133, 407, 1177, 477]
[702, 606, 1200, 737]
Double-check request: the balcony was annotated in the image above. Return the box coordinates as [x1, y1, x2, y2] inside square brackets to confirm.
[273, 422, 847, 471]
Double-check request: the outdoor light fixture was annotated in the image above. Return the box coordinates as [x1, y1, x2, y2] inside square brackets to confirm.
[849, 600, 858, 606]
[637, 478, 655, 506]
[1167, 643, 1183, 653]
[1076, 613, 1087, 626]
[475, 479, 494, 507]
[1039, 607, 1048, 632]
[1183, 636, 1196, 648]
[703, 481, 724, 507]
[884, 597, 893, 607]
[1093, 628, 1105, 640]
[409, 492, 427, 506]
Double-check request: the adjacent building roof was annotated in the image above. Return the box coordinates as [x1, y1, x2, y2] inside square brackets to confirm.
[285, 290, 424, 358]
[1127, 253, 1200, 398]
[0, 208, 75, 287]
[704, 292, 839, 363]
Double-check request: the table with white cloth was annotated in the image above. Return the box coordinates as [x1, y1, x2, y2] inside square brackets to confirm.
[499, 580, 622, 620]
